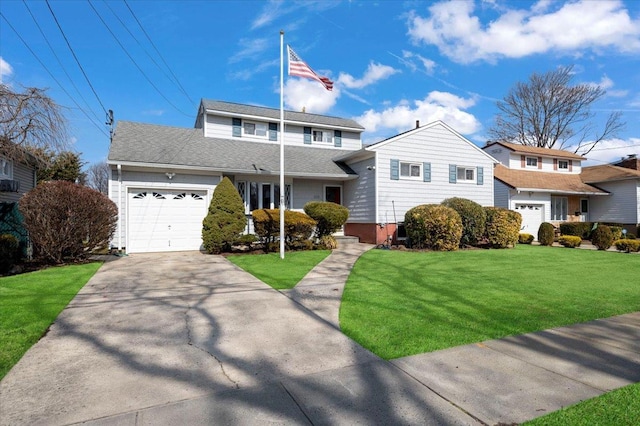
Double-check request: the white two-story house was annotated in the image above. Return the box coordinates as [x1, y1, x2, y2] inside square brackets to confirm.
[108, 100, 496, 252]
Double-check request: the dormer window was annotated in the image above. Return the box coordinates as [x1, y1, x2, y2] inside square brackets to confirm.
[526, 157, 538, 168]
[313, 130, 332, 143]
[244, 122, 267, 137]
[558, 160, 568, 170]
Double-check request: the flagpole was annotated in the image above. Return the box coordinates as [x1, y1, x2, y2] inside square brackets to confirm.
[279, 30, 285, 259]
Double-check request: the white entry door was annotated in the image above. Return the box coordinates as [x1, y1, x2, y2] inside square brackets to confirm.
[128, 189, 208, 253]
[515, 204, 544, 238]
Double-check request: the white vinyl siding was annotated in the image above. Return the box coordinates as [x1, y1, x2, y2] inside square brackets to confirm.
[373, 122, 494, 224]
[344, 158, 376, 222]
[508, 191, 552, 225]
[589, 180, 639, 224]
[507, 153, 582, 174]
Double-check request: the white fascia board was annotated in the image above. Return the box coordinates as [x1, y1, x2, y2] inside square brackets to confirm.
[516, 187, 610, 196]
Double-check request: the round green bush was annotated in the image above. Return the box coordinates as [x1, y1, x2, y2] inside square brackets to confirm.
[0, 234, 19, 273]
[404, 204, 462, 251]
[614, 239, 640, 253]
[441, 197, 486, 247]
[558, 235, 582, 248]
[252, 209, 316, 251]
[202, 177, 247, 254]
[484, 207, 522, 248]
[518, 233, 534, 244]
[303, 201, 349, 239]
[538, 222, 555, 246]
[591, 225, 614, 250]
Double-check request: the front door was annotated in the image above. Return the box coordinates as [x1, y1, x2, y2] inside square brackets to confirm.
[580, 198, 589, 222]
[325, 185, 342, 204]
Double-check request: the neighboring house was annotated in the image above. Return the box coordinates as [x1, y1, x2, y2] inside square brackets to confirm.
[483, 141, 608, 238]
[107, 100, 496, 252]
[0, 154, 37, 246]
[581, 155, 640, 235]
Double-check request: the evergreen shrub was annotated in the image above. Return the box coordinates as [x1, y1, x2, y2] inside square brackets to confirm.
[518, 233, 534, 244]
[559, 222, 593, 239]
[441, 197, 486, 246]
[484, 207, 521, 248]
[591, 225, 614, 250]
[0, 234, 19, 273]
[614, 239, 640, 253]
[252, 209, 316, 252]
[202, 177, 247, 254]
[303, 201, 349, 238]
[404, 204, 462, 251]
[537, 222, 555, 246]
[558, 235, 582, 248]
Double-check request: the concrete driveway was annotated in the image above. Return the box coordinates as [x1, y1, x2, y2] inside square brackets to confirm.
[0, 252, 472, 425]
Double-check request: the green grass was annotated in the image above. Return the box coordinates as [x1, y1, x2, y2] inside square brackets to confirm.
[227, 250, 331, 289]
[0, 263, 102, 380]
[340, 245, 640, 360]
[524, 382, 640, 425]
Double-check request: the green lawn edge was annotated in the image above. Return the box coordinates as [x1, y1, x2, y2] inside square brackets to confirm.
[226, 250, 331, 289]
[0, 262, 102, 380]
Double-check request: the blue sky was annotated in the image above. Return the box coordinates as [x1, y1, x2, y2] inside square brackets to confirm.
[1, 0, 639, 167]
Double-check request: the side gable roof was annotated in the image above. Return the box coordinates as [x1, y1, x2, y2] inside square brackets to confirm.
[582, 164, 640, 183]
[494, 164, 607, 195]
[200, 99, 365, 131]
[335, 120, 498, 163]
[108, 121, 358, 178]
[485, 141, 585, 161]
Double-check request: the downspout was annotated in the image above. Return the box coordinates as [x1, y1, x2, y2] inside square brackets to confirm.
[117, 164, 122, 252]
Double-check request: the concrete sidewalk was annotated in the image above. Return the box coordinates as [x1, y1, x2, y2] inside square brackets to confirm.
[1, 245, 639, 425]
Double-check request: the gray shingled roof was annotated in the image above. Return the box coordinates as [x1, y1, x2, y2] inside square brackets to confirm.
[108, 121, 358, 178]
[201, 99, 365, 130]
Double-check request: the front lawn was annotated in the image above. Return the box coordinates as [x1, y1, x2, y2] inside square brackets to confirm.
[0, 263, 102, 380]
[340, 245, 640, 360]
[227, 250, 331, 289]
[525, 381, 640, 425]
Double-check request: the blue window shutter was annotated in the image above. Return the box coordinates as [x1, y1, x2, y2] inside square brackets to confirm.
[423, 162, 431, 182]
[232, 118, 242, 137]
[449, 164, 457, 183]
[269, 123, 277, 141]
[477, 166, 484, 185]
[390, 159, 399, 180]
[303, 127, 311, 144]
[334, 130, 342, 147]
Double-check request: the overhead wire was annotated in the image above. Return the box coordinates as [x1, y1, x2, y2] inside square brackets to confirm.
[87, 0, 191, 117]
[0, 12, 110, 138]
[45, 0, 109, 116]
[22, 0, 104, 127]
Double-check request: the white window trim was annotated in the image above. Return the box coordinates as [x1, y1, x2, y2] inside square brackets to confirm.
[525, 156, 538, 168]
[0, 158, 13, 179]
[456, 166, 475, 183]
[243, 121, 268, 138]
[399, 161, 422, 180]
[550, 196, 569, 221]
[312, 129, 332, 143]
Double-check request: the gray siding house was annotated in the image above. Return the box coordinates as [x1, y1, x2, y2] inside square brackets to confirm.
[107, 100, 496, 252]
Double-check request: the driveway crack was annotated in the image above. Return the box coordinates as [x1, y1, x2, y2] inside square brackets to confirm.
[184, 302, 240, 389]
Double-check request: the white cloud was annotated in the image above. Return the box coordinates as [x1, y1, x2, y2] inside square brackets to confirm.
[338, 62, 399, 89]
[0, 57, 13, 84]
[401, 50, 437, 75]
[251, 0, 283, 30]
[408, 0, 640, 64]
[142, 109, 165, 116]
[229, 38, 269, 64]
[585, 75, 628, 98]
[579, 138, 640, 165]
[353, 92, 481, 137]
[284, 78, 339, 114]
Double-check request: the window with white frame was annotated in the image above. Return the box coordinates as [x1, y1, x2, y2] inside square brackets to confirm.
[526, 157, 538, 168]
[243, 122, 267, 137]
[551, 196, 568, 221]
[312, 130, 332, 143]
[0, 158, 12, 179]
[400, 162, 421, 179]
[558, 160, 568, 170]
[457, 166, 475, 182]
[238, 181, 291, 213]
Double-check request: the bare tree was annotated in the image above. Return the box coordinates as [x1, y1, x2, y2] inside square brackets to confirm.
[0, 84, 69, 163]
[86, 161, 110, 194]
[489, 66, 625, 155]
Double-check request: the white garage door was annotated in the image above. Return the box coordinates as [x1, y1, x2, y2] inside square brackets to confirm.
[515, 204, 544, 239]
[128, 189, 208, 253]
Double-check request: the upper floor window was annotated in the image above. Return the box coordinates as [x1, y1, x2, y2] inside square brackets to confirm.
[313, 130, 332, 143]
[400, 162, 421, 179]
[457, 166, 475, 182]
[243, 122, 267, 137]
[0, 158, 12, 179]
[558, 160, 568, 170]
[526, 157, 538, 168]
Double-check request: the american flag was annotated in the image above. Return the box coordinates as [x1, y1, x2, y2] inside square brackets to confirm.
[287, 46, 333, 91]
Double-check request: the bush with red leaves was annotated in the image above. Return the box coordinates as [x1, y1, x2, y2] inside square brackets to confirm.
[19, 180, 117, 264]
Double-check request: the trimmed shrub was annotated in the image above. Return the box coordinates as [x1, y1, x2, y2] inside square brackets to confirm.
[404, 204, 462, 251]
[0, 234, 19, 273]
[538, 222, 555, 246]
[626, 233, 637, 239]
[202, 177, 247, 254]
[558, 235, 582, 248]
[609, 226, 623, 241]
[319, 235, 338, 250]
[303, 201, 349, 239]
[518, 233, 534, 244]
[591, 225, 614, 250]
[484, 207, 522, 248]
[441, 197, 486, 246]
[19, 181, 118, 264]
[559, 222, 593, 239]
[252, 209, 316, 252]
[614, 239, 640, 253]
